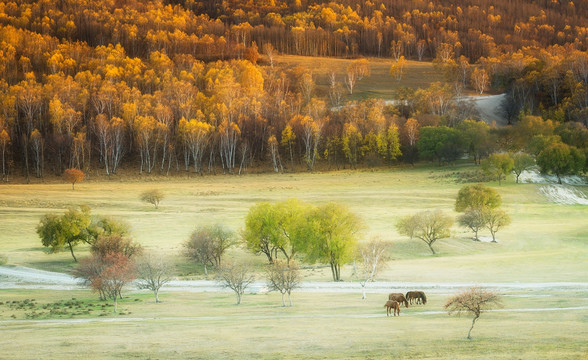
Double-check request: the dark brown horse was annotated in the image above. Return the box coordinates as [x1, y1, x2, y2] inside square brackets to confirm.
[406, 291, 427, 305]
[384, 300, 400, 316]
[388, 293, 409, 308]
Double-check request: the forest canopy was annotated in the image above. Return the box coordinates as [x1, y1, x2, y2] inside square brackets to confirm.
[0, 0, 587, 180]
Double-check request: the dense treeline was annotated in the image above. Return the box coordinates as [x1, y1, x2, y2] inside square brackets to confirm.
[2, 0, 586, 60]
[0, 0, 587, 181]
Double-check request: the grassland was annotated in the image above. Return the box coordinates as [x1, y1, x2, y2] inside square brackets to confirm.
[1, 164, 587, 358]
[0, 289, 586, 359]
[276, 55, 449, 101]
[0, 164, 586, 282]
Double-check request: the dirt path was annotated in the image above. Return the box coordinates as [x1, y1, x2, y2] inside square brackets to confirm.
[2, 266, 588, 294]
[1, 306, 587, 326]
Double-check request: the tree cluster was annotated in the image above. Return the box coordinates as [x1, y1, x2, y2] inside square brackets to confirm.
[243, 199, 363, 281]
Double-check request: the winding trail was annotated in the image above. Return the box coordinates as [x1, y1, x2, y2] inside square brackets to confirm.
[2, 265, 588, 294]
[1, 306, 587, 326]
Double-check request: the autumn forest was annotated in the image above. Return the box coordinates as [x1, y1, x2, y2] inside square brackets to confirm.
[1, 0, 588, 181]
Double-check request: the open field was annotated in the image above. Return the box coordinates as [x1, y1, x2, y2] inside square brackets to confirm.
[0, 289, 586, 359]
[276, 55, 450, 101]
[0, 165, 587, 358]
[0, 164, 586, 282]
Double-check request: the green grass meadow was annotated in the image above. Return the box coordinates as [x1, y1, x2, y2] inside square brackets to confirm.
[0, 289, 586, 359]
[0, 164, 587, 358]
[276, 55, 449, 101]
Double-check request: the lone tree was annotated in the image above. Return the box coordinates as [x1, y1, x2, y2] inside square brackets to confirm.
[355, 238, 390, 299]
[217, 262, 255, 305]
[136, 252, 174, 303]
[455, 183, 501, 212]
[511, 152, 535, 183]
[482, 208, 511, 242]
[396, 210, 453, 255]
[185, 224, 236, 276]
[457, 209, 486, 241]
[303, 202, 363, 281]
[37, 205, 95, 262]
[266, 260, 301, 307]
[482, 153, 514, 185]
[63, 168, 85, 190]
[445, 286, 502, 339]
[140, 189, 164, 209]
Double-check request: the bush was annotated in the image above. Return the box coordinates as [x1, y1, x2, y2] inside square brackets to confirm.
[0, 254, 7, 265]
[140, 189, 164, 209]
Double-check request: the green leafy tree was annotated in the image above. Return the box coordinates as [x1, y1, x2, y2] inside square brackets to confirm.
[417, 126, 462, 165]
[242, 200, 308, 265]
[37, 205, 95, 262]
[455, 183, 502, 212]
[303, 202, 363, 281]
[482, 153, 514, 185]
[376, 124, 402, 166]
[537, 142, 586, 184]
[396, 210, 453, 255]
[458, 120, 493, 164]
[511, 152, 535, 183]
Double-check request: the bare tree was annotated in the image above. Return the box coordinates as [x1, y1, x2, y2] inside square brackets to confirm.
[263, 43, 276, 68]
[217, 263, 255, 305]
[355, 238, 390, 299]
[445, 286, 502, 339]
[416, 39, 427, 61]
[266, 260, 301, 306]
[136, 252, 174, 303]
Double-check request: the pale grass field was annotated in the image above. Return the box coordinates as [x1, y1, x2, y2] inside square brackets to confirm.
[0, 289, 586, 359]
[276, 54, 450, 101]
[0, 165, 587, 282]
[0, 166, 587, 358]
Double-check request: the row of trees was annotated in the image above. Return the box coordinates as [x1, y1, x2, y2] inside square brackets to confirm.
[1, 0, 585, 61]
[36, 185, 512, 309]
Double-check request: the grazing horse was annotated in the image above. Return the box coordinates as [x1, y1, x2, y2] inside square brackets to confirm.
[388, 293, 409, 308]
[418, 291, 427, 305]
[384, 300, 400, 316]
[405, 291, 428, 305]
[405, 291, 420, 305]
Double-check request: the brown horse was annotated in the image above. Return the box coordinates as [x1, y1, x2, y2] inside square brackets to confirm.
[384, 300, 400, 316]
[388, 293, 409, 308]
[405, 291, 427, 305]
